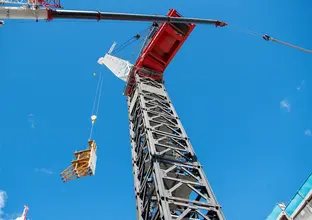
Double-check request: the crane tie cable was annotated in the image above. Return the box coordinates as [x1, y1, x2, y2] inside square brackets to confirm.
[111, 26, 150, 55]
[111, 36, 139, 55]
[128, 27, 150, 60]
[228, 24, 312, 54]
[262, 34, 312, 54]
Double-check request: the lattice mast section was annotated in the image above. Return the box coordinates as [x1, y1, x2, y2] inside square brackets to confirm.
[128, 74, 225, 220]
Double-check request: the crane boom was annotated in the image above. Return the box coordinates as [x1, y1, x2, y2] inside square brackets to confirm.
[0, 6, 227, 27]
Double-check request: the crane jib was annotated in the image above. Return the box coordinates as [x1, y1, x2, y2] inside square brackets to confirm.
[0, 7, 227, 27]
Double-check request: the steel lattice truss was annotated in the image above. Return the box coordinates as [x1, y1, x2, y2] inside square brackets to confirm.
[128, 75, 225, 220]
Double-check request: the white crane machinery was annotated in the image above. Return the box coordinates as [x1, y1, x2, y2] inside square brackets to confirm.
[1, 1, 311, 220]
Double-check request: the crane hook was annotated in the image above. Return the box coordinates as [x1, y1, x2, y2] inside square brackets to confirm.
[91, 115, 97, 124]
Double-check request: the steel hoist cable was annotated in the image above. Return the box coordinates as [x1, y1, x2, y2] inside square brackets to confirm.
[89, 71, 104, 140]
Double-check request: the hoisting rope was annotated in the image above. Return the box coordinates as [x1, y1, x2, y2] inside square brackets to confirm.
[89, 71, 104, 140]
[228, 24, 312, 54]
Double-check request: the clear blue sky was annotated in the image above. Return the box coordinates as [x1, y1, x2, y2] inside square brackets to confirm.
[0, 0, 311, 219]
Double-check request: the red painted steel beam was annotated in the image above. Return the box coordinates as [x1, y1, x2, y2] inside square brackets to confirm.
[125, 9, 196, 96]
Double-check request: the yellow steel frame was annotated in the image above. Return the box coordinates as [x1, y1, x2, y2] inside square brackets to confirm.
[60, 140, 97, 183]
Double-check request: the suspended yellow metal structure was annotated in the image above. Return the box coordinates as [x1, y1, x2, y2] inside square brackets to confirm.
[60, 140, 98, 183]
[60, 72, 103, 183]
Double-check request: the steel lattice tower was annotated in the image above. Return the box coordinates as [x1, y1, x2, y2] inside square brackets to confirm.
[128, 74, 225, 220]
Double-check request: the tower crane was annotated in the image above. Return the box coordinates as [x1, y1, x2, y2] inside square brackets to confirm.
[0, 2, 227, 219]
[97, 13, 226, 219]
[1, 1, 311, 220]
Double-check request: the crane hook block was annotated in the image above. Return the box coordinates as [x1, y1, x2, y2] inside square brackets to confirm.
[91, 115, 97, 124]
[0, 20, 4, 27]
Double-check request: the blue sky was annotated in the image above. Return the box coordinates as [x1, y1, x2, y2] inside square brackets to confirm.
[0, 0, 311, 219]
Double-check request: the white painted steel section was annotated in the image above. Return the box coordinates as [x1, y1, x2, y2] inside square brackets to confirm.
[140, 83, 165, 96]
[98, 53, 133, 82]
[129, 89, 138, 115]
[89, 147, 97, 175]
[0, 7, 48, 19]
[107, 42, 116, 54]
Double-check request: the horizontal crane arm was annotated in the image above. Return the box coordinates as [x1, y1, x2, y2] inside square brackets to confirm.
[51, 9, 227, 26]
[0, 7, 227, 26]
